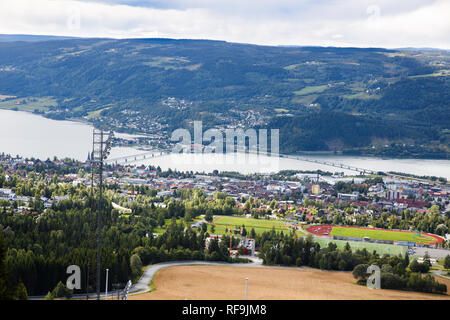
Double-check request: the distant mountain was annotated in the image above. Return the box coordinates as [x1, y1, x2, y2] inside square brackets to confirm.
[0, 37, 448, 158]
[0, 34, 81, 42]
[396, 47, 450, 52]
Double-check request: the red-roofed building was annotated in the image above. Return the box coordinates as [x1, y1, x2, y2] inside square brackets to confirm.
[396, 199, 428, 208]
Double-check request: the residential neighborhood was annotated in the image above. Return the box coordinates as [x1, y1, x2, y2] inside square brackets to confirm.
[1, 153, 449, 242]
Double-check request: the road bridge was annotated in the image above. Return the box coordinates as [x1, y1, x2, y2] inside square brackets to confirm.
[107, 149, 378, 175]
[105, 149, 170, 165]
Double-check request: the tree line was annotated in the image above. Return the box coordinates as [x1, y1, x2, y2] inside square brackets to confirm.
[257, 230, 447, 295]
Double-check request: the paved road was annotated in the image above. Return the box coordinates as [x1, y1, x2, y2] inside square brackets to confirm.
[29, 291, 116, 300]
[129, 257, 264, 295]
[28, 256, 326, 299]
[431, 269, 450, 280]
[128, 256, 354, 298]
[28, 257, 265, 299]
[412, 247, 450, 260]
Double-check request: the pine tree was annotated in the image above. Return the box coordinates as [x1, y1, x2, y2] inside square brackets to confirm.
[15, 279, 28, 300]
[52, 281, 72, 299]
[403, 253, 410, 268]
[344, 242, 351, 252]
[250, 228, 256, 239]
[0, 229, 9, 299]
[444, 255, 450, 270]
[0, 230, 29, 299]
[44, 291, 55, 300]
[423, 251, 431, 266]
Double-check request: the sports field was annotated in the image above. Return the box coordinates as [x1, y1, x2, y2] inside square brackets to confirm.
[313, 238, 407, 256]
[307, 225, 442, 245]
[212, 216, 290, 235]
[331, 226, 438, 244]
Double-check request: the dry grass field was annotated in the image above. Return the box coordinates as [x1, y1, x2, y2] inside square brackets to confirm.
[129, 265, 450, 300]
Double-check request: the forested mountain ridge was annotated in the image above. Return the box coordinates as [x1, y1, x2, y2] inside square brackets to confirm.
[0, 37, 449, 158]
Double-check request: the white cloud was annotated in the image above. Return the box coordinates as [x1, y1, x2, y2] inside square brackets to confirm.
[0, 0, 448, 49]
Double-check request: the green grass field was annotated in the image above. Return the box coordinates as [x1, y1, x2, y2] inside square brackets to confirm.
[86, 106, 112, 119]
[408, 69, 450, 79]
[212, 216, 290, 235]
[142, 56, 193, 70]
[154, 215, 291, 236]
[313, 238, 407, 256]
[293, 85, 329, 96]
[291, 94, 319, 105]
[274, 108, 290, 113]
[295, 228, 309, 237]
[330, 226, 436, 244]
[0, 96, 57, 112]
[152, 216, 203, 234]
[343, 92, 380, 100]
[153, 216, 410, 256]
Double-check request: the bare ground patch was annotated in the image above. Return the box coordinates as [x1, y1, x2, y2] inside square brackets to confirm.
[129, 265, 450, 300]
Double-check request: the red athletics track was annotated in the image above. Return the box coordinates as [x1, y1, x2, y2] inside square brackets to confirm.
[305, 224, 444, 245]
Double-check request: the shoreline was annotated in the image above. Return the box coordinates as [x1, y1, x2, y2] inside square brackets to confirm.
[0, 107, 157, 139]
[0, 109, 449, 181]
[2, 108, 449, 161]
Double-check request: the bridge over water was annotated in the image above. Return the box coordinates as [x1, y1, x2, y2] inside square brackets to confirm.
[106, 149, 170, 165]
[106, 149, 378, 175]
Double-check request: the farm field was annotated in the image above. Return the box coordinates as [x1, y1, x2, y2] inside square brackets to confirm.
[293, 85, 329, 96]
[212, 216, 290, 235]
[343, 92, 380, 100]
[0, 96, 57, 112]
[0, 94, 16, 101]
[129, 265, 450, 300]
[86, 106, 112, 119]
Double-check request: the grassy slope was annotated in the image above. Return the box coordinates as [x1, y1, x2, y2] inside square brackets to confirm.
[293, 85, 329, 96]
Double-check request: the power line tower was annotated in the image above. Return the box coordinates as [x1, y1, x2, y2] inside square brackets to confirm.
[91, 129, 114, 300]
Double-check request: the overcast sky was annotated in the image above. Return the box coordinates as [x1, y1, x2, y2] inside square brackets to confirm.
[0, 0, 449, 49]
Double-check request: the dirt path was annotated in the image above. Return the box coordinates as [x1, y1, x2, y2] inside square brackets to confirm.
[129, 265, 450, 300]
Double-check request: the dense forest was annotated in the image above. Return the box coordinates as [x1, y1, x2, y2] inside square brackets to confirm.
[267, 111, 439, 154]
[0, 195, 240, 296]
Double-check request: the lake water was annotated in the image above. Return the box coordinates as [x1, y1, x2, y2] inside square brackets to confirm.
[130, 153, 450, 178]
[1, 109, 449, 179]
[0, 109, 142, 161]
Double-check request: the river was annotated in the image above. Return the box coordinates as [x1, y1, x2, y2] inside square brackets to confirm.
[0, 109, 449, 179]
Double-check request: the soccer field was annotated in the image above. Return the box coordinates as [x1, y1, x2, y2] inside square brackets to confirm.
[212, 216, 290, 235]
[330, 226, 436, 244]
[313, 238, 407, 256]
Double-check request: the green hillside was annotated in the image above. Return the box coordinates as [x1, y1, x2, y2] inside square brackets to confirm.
[0, 37, 449, 158]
